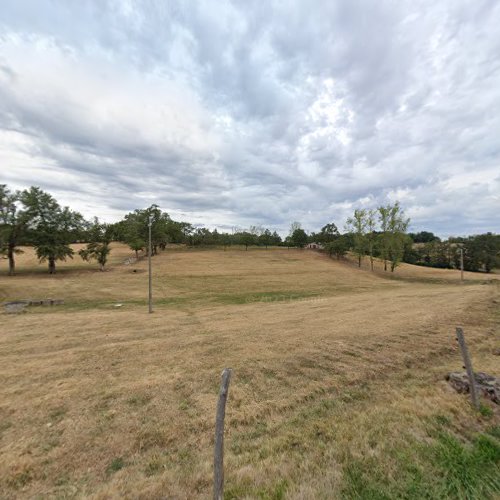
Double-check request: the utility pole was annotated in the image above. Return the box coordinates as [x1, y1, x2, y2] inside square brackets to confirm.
[148, 216, 153, 313]
[459, 247, 464, 283]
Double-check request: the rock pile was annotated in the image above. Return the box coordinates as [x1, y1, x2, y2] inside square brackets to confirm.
[3, 298, 64, 313]
[446, 371, 500, 404]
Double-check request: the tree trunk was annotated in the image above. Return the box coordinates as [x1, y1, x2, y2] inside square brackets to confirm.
[48, 256, 56, 274]
[8, 244, 15, 276]
[370, 255, 374, 271]
[384, 259, 387, 271]
[358, 255, 361, 267]
[135, 249, 139, 259]
[100, 263, 105, 272]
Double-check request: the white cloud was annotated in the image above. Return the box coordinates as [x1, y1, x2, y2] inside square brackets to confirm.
[0, 0, 499, 236]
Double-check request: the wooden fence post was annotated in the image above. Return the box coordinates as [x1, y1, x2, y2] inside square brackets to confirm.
[214, 368, 232, 500]
[455, 327, 479, 409]
[460, 247, 464, 283]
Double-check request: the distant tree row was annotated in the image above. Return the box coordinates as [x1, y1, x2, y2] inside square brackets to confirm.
[1, 184, 498, 274]
[284, 207, 498, 274]
[404, 234, 500, 273]
[0, 184, 287, 274]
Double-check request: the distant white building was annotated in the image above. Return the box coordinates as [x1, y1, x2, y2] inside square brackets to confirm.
[305, 242, 323, 249]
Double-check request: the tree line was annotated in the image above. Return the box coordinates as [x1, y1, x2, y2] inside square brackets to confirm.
[1, 184, 498, 274]
[405, 232, 500, 273]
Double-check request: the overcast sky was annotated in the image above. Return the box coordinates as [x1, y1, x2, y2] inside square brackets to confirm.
[1, 1, 499, 236]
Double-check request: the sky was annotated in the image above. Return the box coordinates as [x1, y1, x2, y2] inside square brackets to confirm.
[0, 0, 499, 237]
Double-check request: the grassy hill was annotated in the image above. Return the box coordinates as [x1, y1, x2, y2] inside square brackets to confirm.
[1, 245, 499, 498]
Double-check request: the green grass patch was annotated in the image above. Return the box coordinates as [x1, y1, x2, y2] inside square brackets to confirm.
[342, 429, 500, 499]
[213, 290, 321, 305]
[479, 403, 494, 418]
[106, 457, 125, 474]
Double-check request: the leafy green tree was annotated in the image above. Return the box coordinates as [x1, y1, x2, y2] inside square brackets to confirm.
[408, 231, 440, 243]
[365, 209, 377, 271]
[402, 238, 420, 265]
[458, 233, 500, 272]
[178, 222, 193, 243]
[312, 222, 339, 244]
[79, 218, 112, 271]
[386, 203, 410, 272]
[324, 235, 350, 260]
[346, 209, 367, 267]
[271, 231, 282, 246]
[378, 203, 410, 272]
[259, 228, 273, 248]
[291, 228, 308, 248]
[114, 216, 145, 258]
[21, 187, 84, 274]
[220, 232, 232, 250]
[237, 231, 256, 250]
[163, 219, 191, 245]
[0, 185, 30, 275]
[377, 205, 391, 271]
[117, 204, 172, 256]
[191, 227, 214, 246]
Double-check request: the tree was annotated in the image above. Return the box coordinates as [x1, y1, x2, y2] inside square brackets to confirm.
[114, 216, 145, 258]
[365, 210, 377, 271]
[385, 203, 410, 272]
[378, 203, 410, 272]
[237, 231, 256, 250]
[164, 220, 189, 245]
[409, 231, 440, 243]
[259, 228, 273, 248]
[457, 233, 500, 273]
[377, 205, 391, 271]
[79, 218, 112, 271]
[191, 227, 214, 246]
[220, 232, 232, 250]
[346, 209, 367, 267]
[324, 235, 350, 260]
[271, 231, 282, 246]
[117, 205, 171, 256]
[0, 185, 29, 275]
[21, 187, 84, 274]
[314, 222, 340, 244]
[291, 228, 308, 248]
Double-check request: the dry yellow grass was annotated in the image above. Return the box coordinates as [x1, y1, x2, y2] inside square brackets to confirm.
[0, 245, 499, 498]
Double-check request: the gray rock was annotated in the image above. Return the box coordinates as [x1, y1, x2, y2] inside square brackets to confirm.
[446, 371, 500, 404]
[4, 302, 28, 313]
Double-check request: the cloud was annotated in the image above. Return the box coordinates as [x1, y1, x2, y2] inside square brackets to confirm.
[0, 0, 499, 236]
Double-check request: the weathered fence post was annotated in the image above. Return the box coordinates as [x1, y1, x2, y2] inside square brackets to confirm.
[214, 368, 232, 500]
[460, 247, 464, 283]
[148, 216, 153, 314]
[455, 327, 479, 409]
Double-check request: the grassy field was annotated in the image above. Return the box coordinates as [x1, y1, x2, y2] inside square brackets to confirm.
[0, 245, 499, 499]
